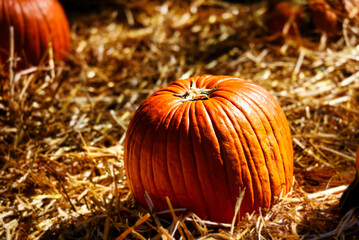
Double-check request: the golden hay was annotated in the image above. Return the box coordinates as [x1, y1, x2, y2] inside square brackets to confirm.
[0, 0, 359, 239]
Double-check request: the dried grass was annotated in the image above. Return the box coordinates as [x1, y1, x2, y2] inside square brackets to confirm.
[1, 0, 359, 239]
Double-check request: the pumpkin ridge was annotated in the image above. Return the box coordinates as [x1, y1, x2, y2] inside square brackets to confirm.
[245, 84, 293, 195]
[187, 101, 211, 218]
[0, 1, 3, 28]
[9, 0, 24, 47]
[234, 104, 271, 208]
[213, 93, 282, 207]
[2, 0, 10, 26]
[127, 98, 166, 209]
[210, 97, 255, 213]
[202, 99, 237, 219]
[212, 98, 243, 204]
[162, 101, 185, 207]
[202, 75, 241, 89]
[16, 1, 26, 45]
[143, 126, 161, 208]
[0, 1, 3, 22]
[189, 100, 225, 220]
[33, 0, 51, 61]
[2, 0, 10, 60]
[0, 1, 7, 65]
[242, 91, 289, 196]
[209, 92, 263, 211]
[235, 91, 285, 199]
[197, 100, 239, 222]
[177, 102, 208, 217]
[222, 83, 292, 194]
[13, 0, 26, 59]
[44, 0, 70, 60]
[125, 111, 151, 206]
[37, 0, 70, 61]
[231, 107, 261, 211]
[148, 97, 181, 210]
[248, 97, 287, 200]
[24, 0, 42, 63]
[54, 0, 70, 59]
[219, 91, 273, 209]
[213, 92, 270, 209]
[241, 84, 292, 146]
[142, 120, 164, 209]
[241, 84, 293, 192]
[171, 103, 195, 212]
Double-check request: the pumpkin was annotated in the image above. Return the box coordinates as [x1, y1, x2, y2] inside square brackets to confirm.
[308, 0, 338, 35]
[339, 147, 359, 214]
[124, 75, 294, 223]
[0, 0, 70, 67]
[265, 0, 306, 37]
[265, 0, 348, 40]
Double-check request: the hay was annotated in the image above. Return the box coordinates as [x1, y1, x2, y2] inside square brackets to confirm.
[1, 0, 359, 239]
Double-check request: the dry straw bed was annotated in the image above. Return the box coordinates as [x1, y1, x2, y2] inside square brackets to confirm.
[1, 0, 359, 239]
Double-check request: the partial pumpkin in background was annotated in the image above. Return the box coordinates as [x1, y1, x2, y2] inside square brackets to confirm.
[124, 75, 294, 223]
[264, 0, 306, 37]
[339, 147, 359, 214]
[308, 0, 339, 49]
[264, 0, 359, 49]
[0, 0, 70, 67]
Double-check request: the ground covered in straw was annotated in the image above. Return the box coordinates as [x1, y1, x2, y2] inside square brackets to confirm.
[1, 0, 359, 239]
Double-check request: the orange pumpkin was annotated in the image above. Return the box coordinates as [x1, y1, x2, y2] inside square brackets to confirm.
[265, 0, 346, 40]
[265, 0, 306, 37]
[339, 147, 359, 214]
[308, 0, 338, 35]
[124, 75, 294, 223]
[0, 0, 70, 67]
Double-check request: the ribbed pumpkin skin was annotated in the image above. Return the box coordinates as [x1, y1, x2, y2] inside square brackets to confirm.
[124, 75, 294, 223]
[0, 0, 70, 66]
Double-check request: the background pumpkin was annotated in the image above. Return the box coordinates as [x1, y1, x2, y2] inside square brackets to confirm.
[339, 147, 359, 214]
[264, 0, 358, 43]
[0, 0, 70, 67]
[265, 0, 306, 37]
[124, 75, 294, 223]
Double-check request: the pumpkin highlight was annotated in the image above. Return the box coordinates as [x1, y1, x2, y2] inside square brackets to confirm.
[124, 75, 294, 223]
[0, 0, 70, 67]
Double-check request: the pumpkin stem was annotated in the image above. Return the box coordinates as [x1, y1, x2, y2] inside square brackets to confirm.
[174, 80, 218, 102]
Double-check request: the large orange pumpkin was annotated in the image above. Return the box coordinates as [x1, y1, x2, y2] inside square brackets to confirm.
[339, 147, 359, 214]
[0, 0, 70, 67]
[124, 75, 294, 223]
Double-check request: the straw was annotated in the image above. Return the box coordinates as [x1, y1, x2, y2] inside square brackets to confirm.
[1, 0, 358, 239]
